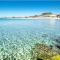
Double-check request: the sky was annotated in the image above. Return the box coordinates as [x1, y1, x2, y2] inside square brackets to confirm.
[0, 1, 60, 17]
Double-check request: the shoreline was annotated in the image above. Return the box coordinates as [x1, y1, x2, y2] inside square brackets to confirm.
[0, 17, 60, 20]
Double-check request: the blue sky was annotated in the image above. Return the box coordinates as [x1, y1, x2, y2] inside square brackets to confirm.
[0, 1, 60, 17]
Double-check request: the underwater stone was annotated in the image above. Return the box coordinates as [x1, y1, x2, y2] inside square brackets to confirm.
[31, 43, 59, 60]
[55, 38, 60, 43]
[37, 58, 43, 60]
[55, 44, 60, 49]
[54, 36, 60, 44]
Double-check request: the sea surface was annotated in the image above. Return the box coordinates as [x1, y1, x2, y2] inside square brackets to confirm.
[0, 18, 60, 60]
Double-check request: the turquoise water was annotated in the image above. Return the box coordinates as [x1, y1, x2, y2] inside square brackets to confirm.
[0, 18, 60, 60]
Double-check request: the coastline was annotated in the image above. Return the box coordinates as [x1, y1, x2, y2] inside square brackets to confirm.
[23, 17, 60, 20]
[0, 17, 60, 20]
[0, 12, 60, 20]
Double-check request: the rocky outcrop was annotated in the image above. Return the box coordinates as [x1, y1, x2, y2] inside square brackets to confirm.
[31, 43, 60, 60]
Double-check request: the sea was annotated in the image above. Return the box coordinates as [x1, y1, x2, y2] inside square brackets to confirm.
[0, 18, 60, 60]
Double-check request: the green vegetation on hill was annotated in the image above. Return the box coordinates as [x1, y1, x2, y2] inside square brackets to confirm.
[41, 12, 53, 15]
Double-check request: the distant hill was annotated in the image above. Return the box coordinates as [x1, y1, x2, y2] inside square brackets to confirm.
[28, 12, 57, 18]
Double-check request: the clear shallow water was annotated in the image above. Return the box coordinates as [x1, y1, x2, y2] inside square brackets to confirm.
[0, 18, 60, 60]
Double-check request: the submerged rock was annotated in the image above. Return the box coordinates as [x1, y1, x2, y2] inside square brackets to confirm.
[31, 43, 60, 60]
[54, 36, 60, 44]
[55, 44, 60, 49]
